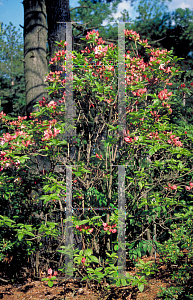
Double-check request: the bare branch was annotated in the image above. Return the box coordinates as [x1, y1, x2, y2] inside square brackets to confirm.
[70, 5, 90, 12]
[149, 36, 167, 44]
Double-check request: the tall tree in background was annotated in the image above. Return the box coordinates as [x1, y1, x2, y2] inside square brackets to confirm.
[70, 0, 122, 52]
[131, 0, 170, 44]
[0, 22, 26, 122]
[23, 0, 48, 118]
[162, 8, 193, 60]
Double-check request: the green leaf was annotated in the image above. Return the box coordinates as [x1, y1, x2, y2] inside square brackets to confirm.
[149, 148, 155, 156]
[1, 142, 8, 148]
[116, 279, 121, 287]
[95, 271, 104, 278]
[138, 283, 144, 292]
[85, 248, 92, 256]
[90, 216, 101, 221]
[121, 278, 127, 286]
[79, 220, 89, 225]
[18, 233, 24, 241]
[48, 280, 54, 288]
[81, 276, 88, 281]
[114, 245, 118, 251]
[17, 155, 30, 164]
[86, 268, 95, 273]
[89, 255, 99, 263]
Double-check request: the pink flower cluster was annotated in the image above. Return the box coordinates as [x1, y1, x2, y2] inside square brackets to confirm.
[45, 71, 65, 84]
[48, 45, 76, 65]
[42, 127, 61, 141]
[86, 29, 99, 40]
[125, 29, 150, 47]
[81, 46, 93, 54]
[39, 97, 65, 109]
[158, 89, 172, 101]
[122, 129, 139, 143]
[124, 136, 139, 143]
[162, 102, 171, 109]
[76, 225, 94, 233]
[185, 182, 193, 191]
[164, 183, 177, 190]
[124, 29, 140, 41]
[94, 45, 108, 56]
[0, 125, 31, 147]
[50, 52, 66, 63]
[96, 153, 102, 159]
[150, 110, 160, 122]
[150, 49, 169, 57]
[96, 37, 106, 45]
[8, 116, 27, 126]
[167, 134, 183, 147]
[47, 100, 57, 109]
[148, 131, 160, 140]
[103, 223, 117, 233]
[0, 111, 6, 119]
[132, 88, 147, 97]
[0, 126, 35, 171]
[47, 268, 57, 278]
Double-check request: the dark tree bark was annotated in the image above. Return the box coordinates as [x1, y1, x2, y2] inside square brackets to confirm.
[23, 0, 48, 118]
[45, 0, 71, 66]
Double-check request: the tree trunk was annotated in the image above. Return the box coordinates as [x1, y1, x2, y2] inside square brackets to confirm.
[45, 0, 71, 64]
[145, 204, 154, 256]
[23, 0, 48, 118]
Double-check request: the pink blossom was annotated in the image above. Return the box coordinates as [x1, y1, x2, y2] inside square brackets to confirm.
[94, 45, 103, 54]
[103, 223, 108, 227]
[22, 140, 31, 147]
[124, 136, 133, 143]
[48, 268, 52, 275]
[170, 185, 177, 190]
[159, 64, 165, 70]
[88, 228, 94, 233]
[168, 108, 172, 114]
[81, 257, 86, 264]
[53, 271, 57, 276]
[186, 186, 191, 190]
[175, 141, 182, 147]
[112, 229, 117, 233]
[158, 89, 172, 101]
[190, 182, 193, 187]
[53, 128, 60, 137]
[111, 224, 117, 228]
[47, 100, 55, 107]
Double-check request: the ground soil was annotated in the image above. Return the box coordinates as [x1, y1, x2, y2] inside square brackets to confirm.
[0, 254, 175, 300]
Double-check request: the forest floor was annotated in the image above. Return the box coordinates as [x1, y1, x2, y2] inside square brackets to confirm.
[0, 254, 175, 300]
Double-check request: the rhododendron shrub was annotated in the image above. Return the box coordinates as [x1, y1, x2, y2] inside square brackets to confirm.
[43, 29, 193, 289]
[0, 28, 193, 292]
